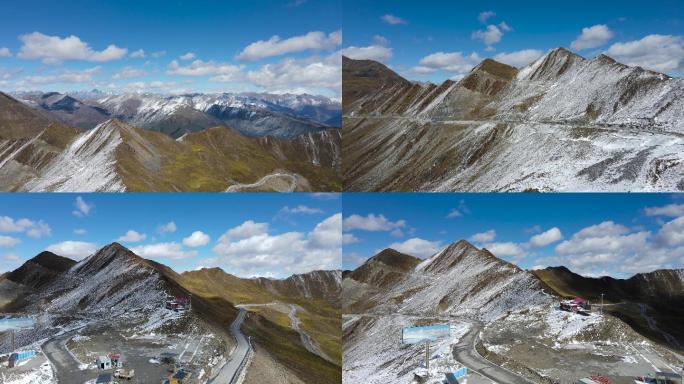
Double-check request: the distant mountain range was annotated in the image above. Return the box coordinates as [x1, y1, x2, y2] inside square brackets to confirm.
[15, 90, 341, 139]
[0, 92, 341, 191]
[0, 242, 341, 384]
[343, 48, 684, 192]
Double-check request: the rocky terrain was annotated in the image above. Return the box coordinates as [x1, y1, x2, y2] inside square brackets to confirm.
[343, 48, 684, 192]
[0, 92, 341, 191]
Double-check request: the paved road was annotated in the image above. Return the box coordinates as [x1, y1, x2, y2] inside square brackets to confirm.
[288, 305, 334, 364]
[42, 330, 94, 384]
[209, 309, 250, 384]
[226, 173, 298, 192]
[452, 323, 534, 384]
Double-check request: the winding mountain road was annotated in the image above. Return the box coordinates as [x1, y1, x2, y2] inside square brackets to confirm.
[452, 323, 535, 384]
[210, 309, 250, 384]
[42, 330, 92, 384]
[288, 305, 334, 364]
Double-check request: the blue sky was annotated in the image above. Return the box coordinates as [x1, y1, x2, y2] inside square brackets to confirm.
[0, 193, 341, 278]
[342, 193, 684, 278]
[0, 0, 341, 97]
[342, 0, 684, 82]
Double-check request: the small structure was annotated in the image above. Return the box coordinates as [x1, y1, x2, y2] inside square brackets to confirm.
[109, 353, 123, 368]
[656, 371, 682, 384]
[165, 295, 191, 311]
[561, 297, 591, 314]
[95, 372, 114, 384]
[7, 351, 36, 368]
[445, 367, 468, 384]
[168, 369, 191, 384]
[114, 368, 135, 380]
[97, 355, 112, 370]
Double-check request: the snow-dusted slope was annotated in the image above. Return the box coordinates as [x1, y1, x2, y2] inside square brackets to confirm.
[343, 49, 684, 192]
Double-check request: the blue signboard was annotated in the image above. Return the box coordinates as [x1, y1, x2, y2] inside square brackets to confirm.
[445, 367, 468, 383]
[401, 323, 450, 344]
[0, 316, 35, 331]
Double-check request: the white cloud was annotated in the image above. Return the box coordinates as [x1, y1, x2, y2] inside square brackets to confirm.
[246, 54, 340, 95]
[484, 242, 525, 259]
[341, 45, 393, 62]
[342, 233, 360, 245]
[132, 242, 197, 260]
[388, 238, 442, 258]
[381, 14, 407, 25]
[237, 30, 341, 61]
[112, 66, 147, 79]
[0, 47, 11, 57]
[279, 205, 324, 215]
[212, 214, 341, 276]
[415, 52, 482, 75]
[150, 51, 166, 58]
[343, 213, 405, 232]
[571, 24, 614, 50]
[373, 35, 389, 46]
[0, 236, 21, 247]
[446, 200, 471, 218]
[183, 231, 210, 247]
[117, 230, 147, 243]
[72, 196, 94, 217]
[180, 52, 196, 60]
[18, 32, 127, 64]
[129, 49, 145, 58]
[493, 49, 544, 67]
[46, 241, 97, 260]
[158, 221, 177, 234]
[655, 216, 684, 247]
[472, 25, 504, 49]
[528, 227, 563, 248]
[0, 216, 52, 239]
[478, 11, 496, 24]
[645, 203, 684, 217]
[167, 59, 243, 80]
[74, 229, 87, 235]
[498, 22, 512, 33]
[606, 34, 684, 72]
[25, 66, 101, 84]
[470, 230, 496, 243]
[222, 220, 269, 239]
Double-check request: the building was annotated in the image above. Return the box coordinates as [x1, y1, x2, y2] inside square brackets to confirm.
[165, 295, 191, 311]
[561, 297, 591, 313]
[7, 351, 36, 368]
[96, 353, 123, 370]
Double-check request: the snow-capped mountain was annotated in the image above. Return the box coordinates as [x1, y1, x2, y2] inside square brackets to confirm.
[343, 48, 684, 192]
[15, 91, 341, 139]
[0, 92, 341, 192]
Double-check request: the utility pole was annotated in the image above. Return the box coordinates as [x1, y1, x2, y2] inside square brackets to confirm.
[600, 293, 604, 315]
[425, 341, 430, 378]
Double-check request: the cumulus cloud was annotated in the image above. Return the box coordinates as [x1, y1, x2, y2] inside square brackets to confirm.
[493, 49, 544, 67]
[179, 52, 196, 60]
[167, 59, 243, 81]
[478, 11, 496, 24]
[246, 54, 340, 95]
[342, 233, 360, 245]
[343, 213, 405, 232]
[446, 200, 471, 218]
[644, 203, 684, 217]
[18, 32, 127, 64]
[413, 52, 482, 75]
[72, 196, 94, 217]
[0, 216, 51, 238]
[129, 49, 145, 58]
[237, 30, 341, 61]
[341, 45, 393, 62]
[388, 238, 442, 258]
[25, 66, 101, 84]
[132, 242, 197, 260]
[571, 24, 614, 50]
[158, 221, 177, 234]
[212, 213, 341, 276]
[182, 231, 210, 247]
[469, 230, 496, 243]
[74, 229, 87, 235]
[484, 242, 526, 259]
[381, 14, 407, 25]
[528, 227, 563, 248]
[0, 236, 21, 248]
[472, 25, 505, 50]
[46, 241, 97, 260]
[654, 216, 684, 247]
[0, 47, 11, 57]
[117, 230, 147, 243]
[112, 66, 147, 79]
[606, 34, 684, 73]
[279, 205, 324, 215]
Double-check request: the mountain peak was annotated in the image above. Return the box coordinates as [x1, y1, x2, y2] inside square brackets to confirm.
[472, 58, 518, 79]
[370, 248, 422, 271]
[73, 242, 145, 275]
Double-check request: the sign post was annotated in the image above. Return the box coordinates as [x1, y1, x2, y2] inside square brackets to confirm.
[401, 323, 451, 379]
